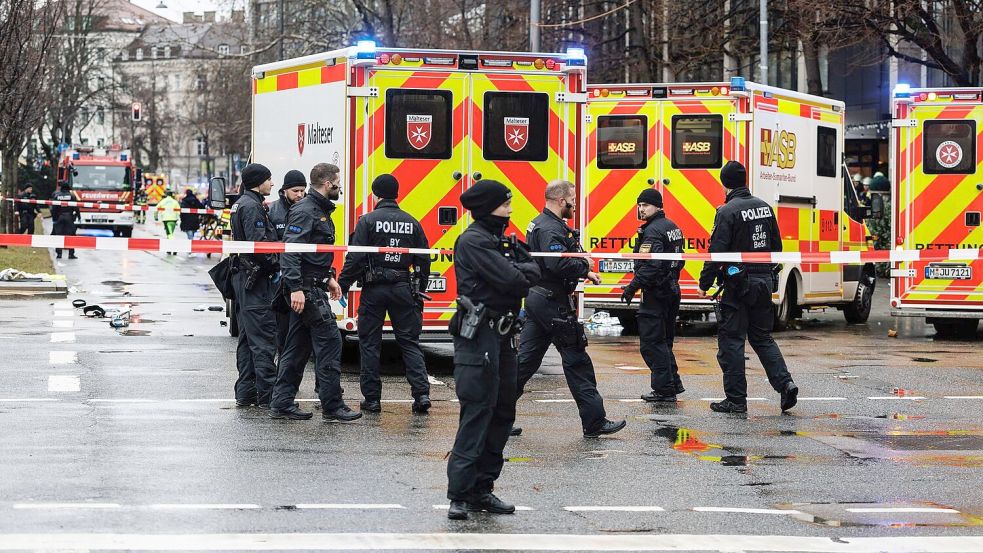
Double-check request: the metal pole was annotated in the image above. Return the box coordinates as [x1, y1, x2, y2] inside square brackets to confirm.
[530, 0, 540, 52]
[278, 0, 284, 60]
[759, 0, 768, 84]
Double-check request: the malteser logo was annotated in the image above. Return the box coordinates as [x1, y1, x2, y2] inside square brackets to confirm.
[407, 114, 432, 150]
[297, 122, 335, 156]
[760, 128, 796, 169]
[504, 117, 529, 152]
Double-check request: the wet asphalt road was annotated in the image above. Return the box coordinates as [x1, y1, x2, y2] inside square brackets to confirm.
[1, 221, 982, 551]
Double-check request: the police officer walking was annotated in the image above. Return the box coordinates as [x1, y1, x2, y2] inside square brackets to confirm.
[51, 182, 79, 259]
[338, 174, 432, 415]
[514, 180, 626, 438]
[270, 163, 361, 422]
[229, 163, 279, 408]
[621, 188, 686, 402]
[268, 169, 308, 354]
[698, 161, 798, 414]
[16, 184, 40, 235]
[446, 180, 540, 521]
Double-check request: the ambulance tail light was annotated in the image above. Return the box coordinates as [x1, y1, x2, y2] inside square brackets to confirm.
[729, 77, 746, 92]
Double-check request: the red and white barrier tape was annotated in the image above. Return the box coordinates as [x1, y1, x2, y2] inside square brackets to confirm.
[0, 233, 976, 264]
[6, 197, 227, 215]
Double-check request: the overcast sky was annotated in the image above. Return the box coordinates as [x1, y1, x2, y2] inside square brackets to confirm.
[131, 0, 236, 23]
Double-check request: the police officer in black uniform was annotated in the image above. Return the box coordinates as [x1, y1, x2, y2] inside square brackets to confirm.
[621, 188, 686, 402]
[514, 180, 626, 438]
[16, 184, 40, 234]
[270, 162, 361, 422]
[338, 174, 432, 414]
[51, 182, 79, 259]
[268, 169, 308, 354]
[446, 180, 540, 521]
[229, 163, 279, 408]
[698, 161, 798, 413]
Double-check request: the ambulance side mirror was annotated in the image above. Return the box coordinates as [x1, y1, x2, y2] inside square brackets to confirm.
[208, 177, 227, 209]
[868, 194, 884, 220]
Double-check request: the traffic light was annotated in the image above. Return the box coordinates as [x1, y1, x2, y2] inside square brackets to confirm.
[131, 102, 142, 121]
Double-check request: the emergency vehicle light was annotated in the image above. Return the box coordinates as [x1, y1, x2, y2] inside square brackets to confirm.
[894, 83, 911, 97]
[355, 40, 377, 59]
[72, 152, 80, 160]
[120, 153, 127, 161]
[565, 47, 586, 67]
[729, 77, 746, 92]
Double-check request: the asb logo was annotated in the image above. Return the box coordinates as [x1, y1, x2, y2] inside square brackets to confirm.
[407, 114, 432, 150]
[504, 117, 529, 152]
[760, 128, 797, 169]
[936, 140, 963, 169]
[297, 124, 305, 156]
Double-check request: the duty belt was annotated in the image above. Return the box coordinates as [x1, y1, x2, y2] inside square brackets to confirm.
[302, 274, 333, 290]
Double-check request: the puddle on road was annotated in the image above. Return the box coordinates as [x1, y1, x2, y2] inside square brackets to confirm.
[119, 330, 152, 337]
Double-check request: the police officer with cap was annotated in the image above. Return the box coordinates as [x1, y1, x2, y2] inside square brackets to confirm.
[229, 163, 279, 408]
[514, 179, 626, 438]
[270, 163, 361, 422]
[51, 181, 79, 259]
[16, 184, 40, 235]
[446, 179, 540, 521]
[698, 161, 798, 414]
[621, 187, 686, 402]
[338, 174, 432, 415]
[268, 169, 308, 354]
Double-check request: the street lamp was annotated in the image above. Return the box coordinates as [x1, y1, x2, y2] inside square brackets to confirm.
[156, 1, 167, 8]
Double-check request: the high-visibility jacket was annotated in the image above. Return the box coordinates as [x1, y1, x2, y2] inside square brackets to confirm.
[155, 196, 180, 222]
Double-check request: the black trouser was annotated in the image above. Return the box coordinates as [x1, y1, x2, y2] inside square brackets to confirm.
[637, 290, 682, 395]
[447, 323, 517, 501]
[271, 288, 344, 412]
[717, 275, 792, 404]
[52, 219, 76, 257]
[275, 309, 289, 356]
[18, 214, 34, 234]
[357, 282, 429, 401]
[232, 272, 277, 405]
[516, 290, 605, 431]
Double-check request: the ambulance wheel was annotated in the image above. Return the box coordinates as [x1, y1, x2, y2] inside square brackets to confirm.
[227, 299, 239, 337]
[774, 279, 800, 331]
[844, 274, 874, 324]
[932, 319, 978, 339]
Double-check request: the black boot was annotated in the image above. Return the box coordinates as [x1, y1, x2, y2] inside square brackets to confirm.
[642, 391, 677, 403]
[468, 492, 515, 514]
[323, 406, 362, 422]
[269, 405, 313, 420]
[447, 500, 469, 520]
[412, 394, 431, 414]
[710, 399, 747, 413]
[509, 426, 522, 437]
[781, 381, 799, 411]
[583, 418, 627, 438]
[359, 399, 382, 413]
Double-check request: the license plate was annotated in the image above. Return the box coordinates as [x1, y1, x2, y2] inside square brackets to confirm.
[426, 277, 447, 292]
[925, 265, 972, 280]
[599, 259, 634, 273]
[88, 218, 109, 223]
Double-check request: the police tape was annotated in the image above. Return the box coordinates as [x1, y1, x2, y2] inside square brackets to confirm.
[0, 233, 978, 264]
[5, 197, 227, 215]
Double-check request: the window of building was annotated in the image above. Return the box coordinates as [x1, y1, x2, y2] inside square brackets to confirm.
[96, 107, 104, 125]
[240, 45, 247, 54]
[174, 74, 182, 90]
[923, 120, 976, 174]
[163, 46, 171, 58]
[597, 115, 648, 169]
[482, 91, 549, 162]
[135, 48, 143, 61]
[196, 137, 206, 156]
[816, 126, 837, 177]
[121, 50, 128, 61]
[151, 46, 158, 59]
[671, 115, 723, 169]
[218, 44, 229, 55]
[384, 88, 453, 160]
[196, 75, 206, 90]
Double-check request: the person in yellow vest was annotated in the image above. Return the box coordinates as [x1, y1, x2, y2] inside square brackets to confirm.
[155, 189, 181, 255]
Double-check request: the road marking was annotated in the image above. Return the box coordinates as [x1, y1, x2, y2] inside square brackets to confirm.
[432, 504, 534, 511]
[944, 396, 983, 399]
[49, 332, 76, 343]
[534, 399, 575, 403]
[294, 504, 405, 510]
[867, 396, 926, 400]
[846, 507, 959, 514]
[90, 399, 156, 403]
[564, 506, 665, 512]
[618, 399, 644, 403]
[0, 398, 59, 402]
[693, 507, 802, 515]
[13, 503, 121, 510]
[0, 533, 981, 551]
[798, 397, 847, 401]
[52, 320, 74, 328]
[47, 375, 80, 393]
[48, 351, 77, 364]
[380, 400, 414, 404]
[700, 398, 769, 402]
[173, 399, 235, 403]
[149, 504, 260, 510]
[52, 310, 73, 318]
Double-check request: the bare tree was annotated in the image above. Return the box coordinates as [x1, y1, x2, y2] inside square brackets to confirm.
[0, 0, 61, 232]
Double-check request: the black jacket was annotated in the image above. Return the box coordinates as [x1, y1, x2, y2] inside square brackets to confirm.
[267, 194, 293, 241]
[453, 218, 540, 314]
[630, 212, 684, 311]
[280, 188, 337, 293]
[230, 189, 278, 273]
[526, 208, 589, 296]
[698, 186, 782, 291]
[180, 194, 205, 232]
[338, 199, 430, 293]
[16, 192, 38, 218]
[50, 190, 79, 224]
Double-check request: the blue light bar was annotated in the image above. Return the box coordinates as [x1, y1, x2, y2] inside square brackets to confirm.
[894, 83, 911, 97]
[355, 40, 377, 59]
[730, 76, 746, 92]
[565, 46, 586, 67]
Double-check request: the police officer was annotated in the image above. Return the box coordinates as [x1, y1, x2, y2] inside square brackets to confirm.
[338, 174, 432, 414]
[446, 180, 540, 521]
[697, 161, 798, 414]
[270, 163, 361, 422]
[16, 184, 40, 235]
[514, 180, 626, 438]
[51, 182, 79, 259]
[229, 163, 279, 408]
[268, 169, 308, 354]
[621, 188, 686, 402]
